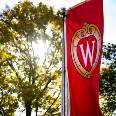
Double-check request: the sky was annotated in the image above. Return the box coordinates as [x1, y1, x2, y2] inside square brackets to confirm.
[0, 0, 116, 44]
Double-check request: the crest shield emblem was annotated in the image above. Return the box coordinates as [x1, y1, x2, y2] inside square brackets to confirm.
[71, 23, 102, 78]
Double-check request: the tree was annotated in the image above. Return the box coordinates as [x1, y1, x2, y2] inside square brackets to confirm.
[100, 43, 116, 116]
[0, 1, 62, 116]
[0, 50, 18, 116]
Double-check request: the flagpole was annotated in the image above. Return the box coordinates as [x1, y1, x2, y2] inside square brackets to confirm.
[62, 8, 66, 116]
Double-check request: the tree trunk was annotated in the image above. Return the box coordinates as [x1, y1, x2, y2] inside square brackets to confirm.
[35, 107, 38, 116]
[25, 101, 32, 116]
[35, 104, 38, 116]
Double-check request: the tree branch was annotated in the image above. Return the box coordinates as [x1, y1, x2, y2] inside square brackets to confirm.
[43, 91, 60, 116]
[6, 60, 21, 80]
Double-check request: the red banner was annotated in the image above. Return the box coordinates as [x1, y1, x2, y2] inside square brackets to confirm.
[65, 0, 104, 116]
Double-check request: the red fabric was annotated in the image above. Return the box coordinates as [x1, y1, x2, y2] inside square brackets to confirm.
[65, 0, 104, 116]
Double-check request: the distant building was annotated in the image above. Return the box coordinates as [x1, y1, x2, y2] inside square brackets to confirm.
[14, 111, 36, 116]
[112, 110, 116, 116]
[14, 106, 44, 116]
[101, 58, 111, 69]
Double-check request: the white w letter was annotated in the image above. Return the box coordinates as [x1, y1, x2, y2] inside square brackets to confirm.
[79, 41, 95, 67]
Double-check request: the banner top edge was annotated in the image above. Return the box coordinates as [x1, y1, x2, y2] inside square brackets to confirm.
[67, 0, 91, 11]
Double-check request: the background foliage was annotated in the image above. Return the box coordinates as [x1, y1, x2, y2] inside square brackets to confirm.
[100, 43, 116, 116]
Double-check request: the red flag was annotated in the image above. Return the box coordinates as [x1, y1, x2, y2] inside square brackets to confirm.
[65, 0, 104, 116]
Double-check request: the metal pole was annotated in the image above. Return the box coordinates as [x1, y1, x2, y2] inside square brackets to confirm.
[62, 8, 66, 116]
